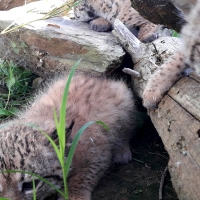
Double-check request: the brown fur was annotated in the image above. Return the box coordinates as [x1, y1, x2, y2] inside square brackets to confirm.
[0, 74, 135, 200]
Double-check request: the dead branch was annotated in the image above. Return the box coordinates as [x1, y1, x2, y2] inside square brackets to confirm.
[122, 68, 141, 79]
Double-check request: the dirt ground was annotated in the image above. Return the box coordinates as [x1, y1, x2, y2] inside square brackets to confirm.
[92, 115, 178, 200]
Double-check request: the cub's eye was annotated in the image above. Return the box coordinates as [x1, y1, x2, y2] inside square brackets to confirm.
[22, 179, 40, 192]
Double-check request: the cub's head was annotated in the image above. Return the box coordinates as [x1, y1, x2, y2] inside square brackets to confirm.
[0, 123, 73, 200]
[74, 1, 97, 22]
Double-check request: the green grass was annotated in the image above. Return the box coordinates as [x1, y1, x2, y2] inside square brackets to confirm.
[172, 30, 180, 37]
[0, 60, 36, 120]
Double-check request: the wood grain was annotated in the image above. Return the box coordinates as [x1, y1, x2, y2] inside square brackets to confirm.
[113, 19, 200, 200]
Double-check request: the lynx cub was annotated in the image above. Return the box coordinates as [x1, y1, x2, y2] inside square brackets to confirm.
[0, 74, 135, 200]
[143, 0, 200, 109]
[74, 0, 159, 43]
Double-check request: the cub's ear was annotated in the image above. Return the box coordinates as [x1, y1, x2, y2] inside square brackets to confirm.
[50, 120, 74, 146]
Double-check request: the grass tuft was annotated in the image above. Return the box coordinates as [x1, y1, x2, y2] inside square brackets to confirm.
[0, 60, 35, 120]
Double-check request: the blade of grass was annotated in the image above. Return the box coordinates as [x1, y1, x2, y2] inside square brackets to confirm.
[23, 59, 81, 199]
[52, 107, 59, 136]
[55, 59, 81, 199]
[32, 179, 36, 200]
[57, 59, 82, 158]
[4, 66, 15, 109]
[44, 0, 80, 18]
[64, 120, 109, 177]
[95, 120, 109, 130]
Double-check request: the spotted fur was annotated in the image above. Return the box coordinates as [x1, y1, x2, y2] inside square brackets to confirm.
[143, 0, 200, 109]
[74, 0, 159, 43]
[0, 73, 135, 200]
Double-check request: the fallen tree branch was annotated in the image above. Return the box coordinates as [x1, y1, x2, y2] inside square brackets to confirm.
[112, 19, 146, 63]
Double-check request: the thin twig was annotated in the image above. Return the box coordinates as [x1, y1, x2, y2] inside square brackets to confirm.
[122, 68, 141, 78]
[132, 157, 145, 164]
[148, 151, 168, 160]
[159, 166, 168, 200]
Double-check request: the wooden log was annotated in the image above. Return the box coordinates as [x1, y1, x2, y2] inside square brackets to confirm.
[0, 1, 125, 77]
[113, 19, 200, 200]
[0, 0, 37, 10]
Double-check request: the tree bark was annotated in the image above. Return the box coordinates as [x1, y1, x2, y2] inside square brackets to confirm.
[0, 1, 125, 77]
[113, 19, 200, 200]
[0, 0, 38, 10]
[131, 0, 186, 32]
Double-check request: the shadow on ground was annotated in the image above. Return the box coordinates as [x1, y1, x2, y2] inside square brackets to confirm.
[92, 116, 178, 200]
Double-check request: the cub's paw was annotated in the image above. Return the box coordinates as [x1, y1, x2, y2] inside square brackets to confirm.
[142, 88, 164, 110]
[90, 17, 112, 32]
[113, 146, 132, 164]
[142, 32, 160, 43]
